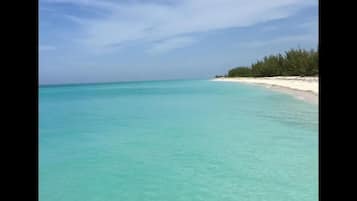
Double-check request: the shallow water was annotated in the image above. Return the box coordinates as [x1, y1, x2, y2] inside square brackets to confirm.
[39, 79, 318, 201]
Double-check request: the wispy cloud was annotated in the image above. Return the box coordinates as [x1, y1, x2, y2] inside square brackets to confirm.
[63, 14, 88, 25]
[44, 0, 317, 50]
[39, 6, 55, 12]
[42, 0, 120, 10]
[240, 34, 316, 48]
[40, 45, 56, 51]
[261, 25, 278, 32]
[148, 36, 196, 54]
[298, 20, 318, 32]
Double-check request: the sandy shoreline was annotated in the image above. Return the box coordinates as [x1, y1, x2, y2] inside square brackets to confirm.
[212, 76, 319, 104]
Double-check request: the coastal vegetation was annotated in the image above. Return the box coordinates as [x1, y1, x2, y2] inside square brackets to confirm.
[226, 48, 318, 77]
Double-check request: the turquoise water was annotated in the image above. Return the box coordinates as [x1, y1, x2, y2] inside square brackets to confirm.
[39, 80, 318, 201]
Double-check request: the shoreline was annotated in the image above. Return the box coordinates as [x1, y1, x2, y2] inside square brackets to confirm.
[212, 76, 318, 105]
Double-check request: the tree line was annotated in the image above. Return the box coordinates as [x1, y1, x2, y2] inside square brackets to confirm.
[227, 48, 318, 77]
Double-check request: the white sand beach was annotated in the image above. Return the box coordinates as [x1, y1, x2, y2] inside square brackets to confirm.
[212, 76, 319, 104]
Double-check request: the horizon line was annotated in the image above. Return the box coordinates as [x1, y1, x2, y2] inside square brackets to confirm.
[39, 77, 212, 88]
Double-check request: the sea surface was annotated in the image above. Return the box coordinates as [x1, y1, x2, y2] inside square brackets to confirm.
[39, 79, 318, 201]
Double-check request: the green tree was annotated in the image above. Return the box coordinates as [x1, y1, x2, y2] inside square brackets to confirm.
[225, 48, 318, 77]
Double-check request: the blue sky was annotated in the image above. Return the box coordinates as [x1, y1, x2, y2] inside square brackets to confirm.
[39, 0, 318, 84]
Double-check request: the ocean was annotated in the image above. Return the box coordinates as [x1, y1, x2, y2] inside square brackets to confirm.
[39, 79, 318, 201]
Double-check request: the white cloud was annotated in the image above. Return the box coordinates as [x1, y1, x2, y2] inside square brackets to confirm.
[261, 25, 278, 32]
[44, 0, 317, 50]
[40, 45, 56, 51]
[240, 34, 316, 48]
[298, 20, 318, 33]
[62, 14, 88, 25]
[43, 0, 120, 10]
[148, 36, 196, 54]
[39, 6, 55, 12]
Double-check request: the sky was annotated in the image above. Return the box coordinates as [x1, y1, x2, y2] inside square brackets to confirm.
[39, 0, 318, 85]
